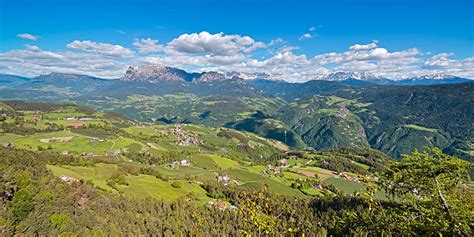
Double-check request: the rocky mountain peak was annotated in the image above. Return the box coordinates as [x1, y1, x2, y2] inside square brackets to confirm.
[315, 71, 384, 81]
[122, 65, 198, 82]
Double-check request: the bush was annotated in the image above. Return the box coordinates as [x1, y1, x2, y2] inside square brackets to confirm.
[171, 181, 181, 188]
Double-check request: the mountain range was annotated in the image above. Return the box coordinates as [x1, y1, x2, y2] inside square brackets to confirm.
[1, 65, 472, 85]
[0, 65, 473, 162]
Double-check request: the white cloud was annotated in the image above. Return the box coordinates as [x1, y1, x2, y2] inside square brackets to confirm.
[17, 33, 39, 41]
[1, 34, 473, 81]
[0, 44, 127, 78]
[133, 38, 163, 54]
[166, 31, 265, 56]
[299, 26, 318, 41]
[349, 40, 378, 51]
[299, 33, 314, 41]
[67, 40, 134, 58]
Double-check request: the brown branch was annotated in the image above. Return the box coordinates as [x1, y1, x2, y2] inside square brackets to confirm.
[434, 176, 454, 222]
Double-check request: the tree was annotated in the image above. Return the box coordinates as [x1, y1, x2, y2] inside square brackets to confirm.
[382, 148, 473, 235]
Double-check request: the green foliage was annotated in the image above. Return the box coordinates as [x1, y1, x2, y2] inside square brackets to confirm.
[382, 148, 473, 235]
[50, 214, 71, 230]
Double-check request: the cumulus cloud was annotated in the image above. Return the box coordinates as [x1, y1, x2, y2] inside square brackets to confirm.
[0, 44, 127, 78]
[1, 33, 473, 81]
[166, 31, 265, 56]
[133, 38, 163, 54]
[349, 40, 378, 51]
[67, 40, 134, 58]
[17, 33, 39, 41]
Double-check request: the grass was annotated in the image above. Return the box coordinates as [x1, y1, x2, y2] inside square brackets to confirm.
[0, 133, 22, 143]
[242, 180, 304, 197]
[227, 169, 304, 197]
[118, 175, 210, 203]
[155, 166, 214, 179]
[352, 161, 370, 170]
[70, 128, 112, 138]
[290, 167, 335, 180]
[281, 171, 307, 180]
[202, 153, 240, 170]
[245, 165, 267, 173]
[48, 164, 212, 203]
[13, 130, 137, 154]
[404, 124, 438, 132]
[323, 177, 364, 194]
[47, 163, 118, 192]
[188, 154, 219, 170]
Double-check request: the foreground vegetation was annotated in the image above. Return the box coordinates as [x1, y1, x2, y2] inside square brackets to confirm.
[0, 102, 472, 235]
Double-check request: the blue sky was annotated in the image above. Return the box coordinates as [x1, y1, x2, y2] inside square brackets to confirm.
[0, 0, 473, 81]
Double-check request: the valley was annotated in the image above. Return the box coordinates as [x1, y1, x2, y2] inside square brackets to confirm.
[1, 67, 472, 162]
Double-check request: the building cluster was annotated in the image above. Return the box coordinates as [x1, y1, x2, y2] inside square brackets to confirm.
[336, 107, 349, 118]
[264, 165, 281, 176]
[172, 124, 200, 146]
[207, 201, 237, 211]
[170, 159, 192, 169]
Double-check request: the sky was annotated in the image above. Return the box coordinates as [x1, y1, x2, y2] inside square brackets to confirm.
[0, 0, 473, 81]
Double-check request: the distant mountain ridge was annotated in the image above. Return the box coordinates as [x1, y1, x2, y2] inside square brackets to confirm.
[314, 71, 472, 85]
[315, 71, 385, 81]
[1, 65, 472, 85]
[0, 67, 472, 162]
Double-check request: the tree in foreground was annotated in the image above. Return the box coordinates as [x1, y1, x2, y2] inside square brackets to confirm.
[382, 147, 473, 235]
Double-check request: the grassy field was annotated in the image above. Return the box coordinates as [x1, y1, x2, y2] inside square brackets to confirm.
[201, 153, 240, 170]
[404, 124, 438, 132]
[48, 164, 213, 203]
[119, 175, 211, 203]
[13, 130, 139, 154]
[0, 133, 22, 143]
[227, 168, 304, 197]
[322, 177, 364, 194]
[155, 166, 215, 179]
[48, 163, 118, 192]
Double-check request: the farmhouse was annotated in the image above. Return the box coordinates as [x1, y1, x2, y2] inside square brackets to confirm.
[339, 172, 355, 181]
[314, 184, 324, 190]
[266, 165, 281, 175]
[218, 172, 230, 185]
[208, 201, 227, 210]
[31, 114, 42, 122]
[1, 142, 14, 148]
[279, 158, 289, 167]
[180, 159, 191, 166]
[90, 137, 106, 143]
[67, 121, 85, 128]
[60, 175, 80, 185]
